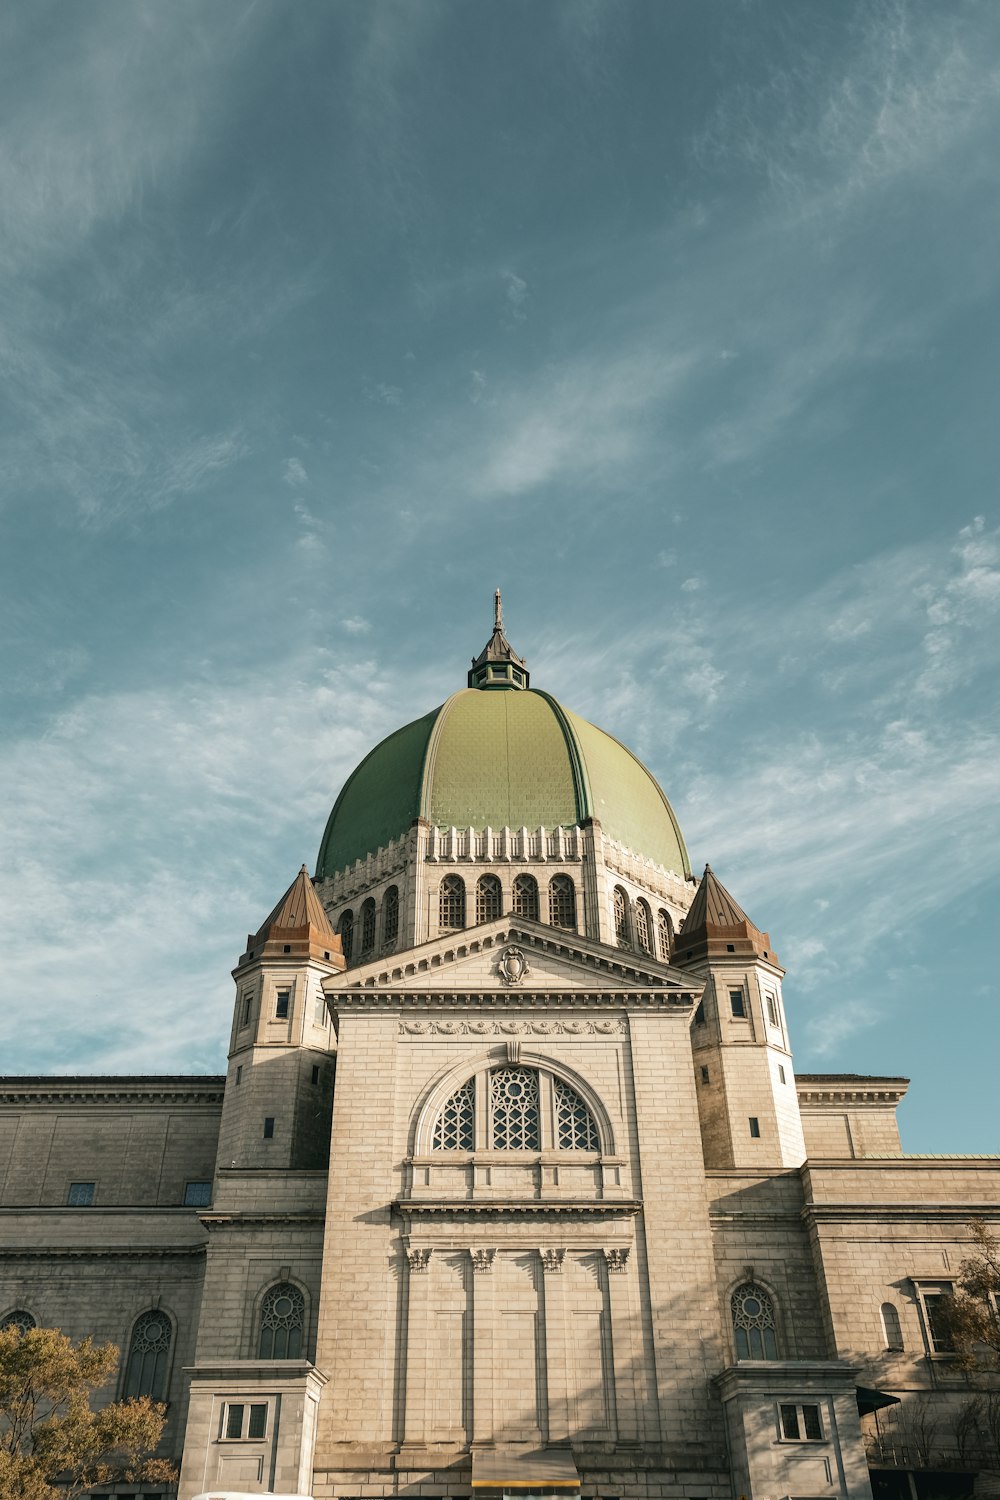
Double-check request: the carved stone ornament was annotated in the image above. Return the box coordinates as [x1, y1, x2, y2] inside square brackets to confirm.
[407, 1248, 431, 1273]
[604, 1247, 630, 1273]
[498, 946, 529, 985]
[541, 1248, 565, 1273]
[400, 1016, 626, 1037]
[470, 1248, 495, 1274]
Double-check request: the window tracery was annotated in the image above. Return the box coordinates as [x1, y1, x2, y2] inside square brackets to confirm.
[490, 1067, 540, 1149]
[731, 1282, 778, 1359]
[476, 874, 502, 924]
[613, 886, 630, 945]
[123, 1310, 172, 1400]
[635, 899, 652, 953]
[657, 908, 673, 961]
[360, 897, 376, 955]
[555, 1078, 600, 1150]
[432, 1078, 475, 1149]
[338, 910, 354, 965]
[0, 1310, 35, 1336]
[439, 875, 466, 930]
[549, 874, 576, 929]
[257, 1282, 305, 1359]
[382, 885, 399, 948]
[512, 873, 539, 921]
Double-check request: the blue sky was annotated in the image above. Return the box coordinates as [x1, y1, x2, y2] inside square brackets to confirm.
[2, 0, 999, 1152]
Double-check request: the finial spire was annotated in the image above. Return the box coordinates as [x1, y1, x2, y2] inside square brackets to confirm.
[468, 590, 529, 691]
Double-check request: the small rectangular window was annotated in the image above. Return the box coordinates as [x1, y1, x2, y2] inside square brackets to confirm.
[700, 1065, 710, 1084]
[263, 1117, 275, 1139]
[225, 1403, 244, 1439]
[241, 993, 252, 1027]
[275, 988, 291, 1019]
[313, 993, 327, 1025]
[729, 989, 746, 1018]
[766, 994, 779, 1026]
[67, 1182, 95, 1206]
[749, 1117, 761, 1138]
[311, 1064, 320, 1086]
[235, 1064, 242, 1086]
[778, 1064, 786, 1084]
[694, 1001, 705, 1025]
[921, 1286, 956, 1353]
[780, 1403, 822, 1441]
[184, 1181, 212, 1207]
[247, 1403, 268, 1439]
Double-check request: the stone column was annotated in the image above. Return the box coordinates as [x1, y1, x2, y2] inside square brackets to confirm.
[470, 1248, 495, 1445]
[541, 1249, 569, 1442]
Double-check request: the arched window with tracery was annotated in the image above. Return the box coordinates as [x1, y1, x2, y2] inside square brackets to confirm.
[549, 874, 576, 929]
[731, 1282, 778, 1359]
[657, 908, 673, 961]
[613, 886, 630, 946]
[0, 1310, 36, 1336]
[257, 1282, 305, 1359]
[338, 910, 354, 965]
[439, 875, 465, 930]
[555, 1078, 600, 1150]
[433, 1078, 475, 1149]
[635, 899, 652, 953]
[881, 1302, 904, 1352]
[382, 885, 399, 949]
[360, 898, 376, 955]
[490, 1067, 540, 1149]
[476, 874, 502, 924]
[512, 873, 539, 921]
[123, 1310, 172, 1399]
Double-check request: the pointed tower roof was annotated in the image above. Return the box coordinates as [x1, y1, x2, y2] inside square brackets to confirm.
[240, 866, 345, 968]
[468, 589, 529, 689]
[675, 865, 780, 966]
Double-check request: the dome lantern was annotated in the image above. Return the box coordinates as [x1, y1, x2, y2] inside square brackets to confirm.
[468, 589, 529, 690]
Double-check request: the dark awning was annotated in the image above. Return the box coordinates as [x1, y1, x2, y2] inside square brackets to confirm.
[471, 1448, 580, 1491]
[857, 1386, 902, 1416]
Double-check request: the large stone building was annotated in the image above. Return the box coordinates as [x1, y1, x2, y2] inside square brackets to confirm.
[2, 601, 998, 1500]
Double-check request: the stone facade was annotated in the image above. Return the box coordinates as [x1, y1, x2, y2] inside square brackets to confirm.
[3, 663, 999, 1500]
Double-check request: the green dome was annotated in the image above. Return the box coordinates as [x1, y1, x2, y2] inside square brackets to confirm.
[316, 688, 690, 881]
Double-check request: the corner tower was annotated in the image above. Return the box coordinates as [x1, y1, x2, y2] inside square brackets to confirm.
[676, 866, 805, 1169]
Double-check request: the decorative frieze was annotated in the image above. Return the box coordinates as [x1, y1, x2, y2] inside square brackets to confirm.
[399, 1015, 627, 1036]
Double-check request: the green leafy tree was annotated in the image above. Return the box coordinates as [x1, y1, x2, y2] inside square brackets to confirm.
[0, 1325, 175, 1500]
[944, 1219, 1000, 1371]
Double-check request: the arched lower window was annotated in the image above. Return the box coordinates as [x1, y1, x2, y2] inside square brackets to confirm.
[613, 886, 630, 946]
[731, 1282, 778, 1360]
[657, 908, 673, 961]
[382, 885, 399, 949]
[0, 1310, 36, 1336]
[635, 899, 652, 953]
[123, 1310, 172, 1399]
[258, 1282, 305, 1359]
[338, 910, 354, 965]
[439, 875, 466, 930]
[476, 874, 502, 924]
[549, 874, 576, 929]
[881, 1302, 904, 1352]
[512, 873, 539, 921]
[360, 897, 376, 955]
[490, 1067, 540, 1150]
[433, 1078, 475, 1149]
[555, 1078, 600, 1150]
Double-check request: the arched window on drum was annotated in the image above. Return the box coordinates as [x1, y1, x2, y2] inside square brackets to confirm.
[657, 908, 673, 961]
[635, 899, 652, 954]
[512, 873, 539, 921]
[548, 875, 576, 929]
[381, 885, 399, 950]
[439, 875, 466, 930]
[476, 874, 502, 924]
[613, 886, 630, 946]
[359, 897, 376, 956]
[257, 1282, 305, 1359]
[338, 909, 354, 965]
[731, 1282, 778, 1359]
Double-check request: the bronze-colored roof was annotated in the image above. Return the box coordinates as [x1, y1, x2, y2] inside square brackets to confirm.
[676, 864, 778, 965]
[253, 864, 337, 944]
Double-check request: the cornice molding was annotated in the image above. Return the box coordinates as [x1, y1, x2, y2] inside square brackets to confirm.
[0, 1244, 206, 1260]
[0, 1079, 225, 1108]
[201, 1214, 324, 1229]
[803, 1203, 1000, 1224]
[798, 1088, 908, 1106]
[337, 990, 694, 1013]
[394, 1198, 641, 1218]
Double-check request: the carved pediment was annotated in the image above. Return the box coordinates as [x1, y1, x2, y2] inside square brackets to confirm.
[321, 919, 703, 1012]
